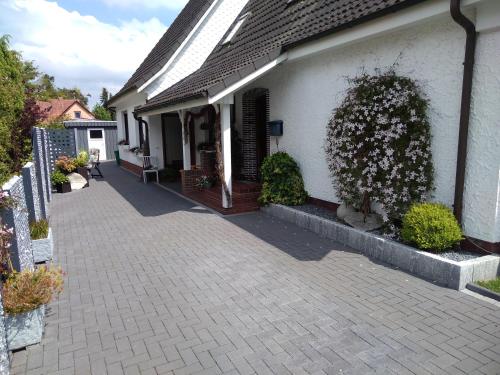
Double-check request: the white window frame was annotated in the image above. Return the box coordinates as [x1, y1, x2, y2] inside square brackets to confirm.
[222, 13, 250, 45]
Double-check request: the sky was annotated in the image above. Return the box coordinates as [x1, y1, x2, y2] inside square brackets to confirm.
[0, 0, 189, 107]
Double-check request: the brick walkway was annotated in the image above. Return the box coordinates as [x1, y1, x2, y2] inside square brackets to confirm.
[11, 164, 500, 375]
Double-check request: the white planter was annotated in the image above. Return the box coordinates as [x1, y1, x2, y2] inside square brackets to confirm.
[5, 306, 45, 350]
[32, 227, 53, 263]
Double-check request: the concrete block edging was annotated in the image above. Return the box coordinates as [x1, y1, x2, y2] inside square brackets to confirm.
[262, 204, 500, 290]
[31, 228, 53, 264]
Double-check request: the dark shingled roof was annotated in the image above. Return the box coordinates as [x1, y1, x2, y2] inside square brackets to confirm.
[109, 0, 215, 105]
[138, 0, 426, 112]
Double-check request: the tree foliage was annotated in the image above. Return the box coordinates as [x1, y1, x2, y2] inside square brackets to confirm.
[33, 73, 89, 105]
[92, 104, 112, 120]
[325, 70, 434, 228]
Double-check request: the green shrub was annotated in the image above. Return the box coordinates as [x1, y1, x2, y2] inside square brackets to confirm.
[74, 151, 89, 168]
[258, 152, 308, 206]
[51, 170, 69, 186]
[401, 203, 463, 252]
[29, 219, 49, 240]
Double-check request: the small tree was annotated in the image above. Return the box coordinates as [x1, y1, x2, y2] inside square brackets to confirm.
[92, 104, 112, 120]
[325, 70, 434, 227]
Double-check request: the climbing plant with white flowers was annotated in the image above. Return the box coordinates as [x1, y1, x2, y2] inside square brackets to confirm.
[325, 70, 434, 227]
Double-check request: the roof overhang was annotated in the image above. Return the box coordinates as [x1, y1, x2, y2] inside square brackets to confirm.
[107, 86, 138, 107]
[136, 97, 209, 117]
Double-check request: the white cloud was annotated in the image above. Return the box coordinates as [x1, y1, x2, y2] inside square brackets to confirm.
[101, 0, 188, 10]
[0, 0, 168, 106]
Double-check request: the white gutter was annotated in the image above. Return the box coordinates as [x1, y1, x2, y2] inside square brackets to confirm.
[137, 97, 209, 117]
[137, 0, 221, 93]
[209, 53, 288, 104]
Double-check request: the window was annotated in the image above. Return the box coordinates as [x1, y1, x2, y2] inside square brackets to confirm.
[74, 111, 81, 119]
[222, 13, 250, 45]
[89, 130, 103, 139]
[123, 111, 129, 144]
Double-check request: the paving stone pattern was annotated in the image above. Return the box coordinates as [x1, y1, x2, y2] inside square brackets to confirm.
[12, 164, 500, 375]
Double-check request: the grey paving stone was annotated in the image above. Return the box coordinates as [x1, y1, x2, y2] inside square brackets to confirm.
[10, 163, 500, 375]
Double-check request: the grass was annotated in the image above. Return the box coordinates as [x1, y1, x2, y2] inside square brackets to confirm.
[29, 219, 49, 240]
[477, 278, 500, 293]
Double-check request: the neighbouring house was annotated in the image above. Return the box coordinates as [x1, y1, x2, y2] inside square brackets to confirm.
[108, 0, 500, 252]
[37, 98, 95, 122]
[64, 120, 118, 161]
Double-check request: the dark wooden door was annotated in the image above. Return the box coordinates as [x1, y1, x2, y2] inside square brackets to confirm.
[189, 117, 196, 167]
[255, 95, 267, 180]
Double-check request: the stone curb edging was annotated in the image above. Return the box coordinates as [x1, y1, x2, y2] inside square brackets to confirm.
[466, 283, 500, 302]
[32, 228, 53, 264]
[262, 204, 500, 290]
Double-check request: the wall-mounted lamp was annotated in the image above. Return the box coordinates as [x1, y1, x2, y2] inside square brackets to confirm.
[269, 120, 283, 151]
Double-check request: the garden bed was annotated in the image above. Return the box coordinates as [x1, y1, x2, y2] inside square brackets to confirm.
[5, 306, 45, 350]
[262, 204, 500, 290]
[32, 227, 53, 263]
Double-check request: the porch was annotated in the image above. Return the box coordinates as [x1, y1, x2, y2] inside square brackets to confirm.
[137, 90, 270, 215]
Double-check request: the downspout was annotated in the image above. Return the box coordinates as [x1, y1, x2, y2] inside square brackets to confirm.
[133, 112, 150, 157]
[450, 0, 477, 224]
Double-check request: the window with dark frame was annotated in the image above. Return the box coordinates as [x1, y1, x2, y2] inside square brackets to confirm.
[123, 111, 130, 144]
[74, 111, 81, 119]
[89, 130, 103, 139]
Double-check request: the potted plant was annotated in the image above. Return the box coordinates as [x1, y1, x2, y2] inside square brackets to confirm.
[3, 266, 64, 350]
[51, 170, 71, 193]
[73, 151, 90, 183]
[29, 219, 53, 263]
[54, 155, 76, 175]
[196, 175, 214, 190]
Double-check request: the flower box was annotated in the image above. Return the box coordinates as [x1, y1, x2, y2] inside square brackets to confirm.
[32, 227, 53, 263]
[5, 306, 45, 350]
[263, 204, 500, 290]
[56, 182, 71, 194]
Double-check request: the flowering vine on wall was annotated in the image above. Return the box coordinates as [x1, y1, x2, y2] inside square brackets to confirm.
[325, 70, 434, 230]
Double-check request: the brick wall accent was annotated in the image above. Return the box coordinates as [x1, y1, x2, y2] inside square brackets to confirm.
[181, 169, 206, 193]
[121, 160, 143, 176]
[200, 150, 216, 174]
[242, 88, 270, 180]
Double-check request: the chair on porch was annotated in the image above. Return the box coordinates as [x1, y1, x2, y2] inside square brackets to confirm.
[140, 156, 159, 184]
[87, 148, 103, 178]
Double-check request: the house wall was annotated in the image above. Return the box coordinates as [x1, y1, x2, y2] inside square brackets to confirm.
[144, 0, 250, 99]
[237, 14, 500, 243]
[65, 102, 94, 120]
[115, 92, 147, 167]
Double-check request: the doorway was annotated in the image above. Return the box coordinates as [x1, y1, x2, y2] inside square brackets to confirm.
[87, 128, 107, 160]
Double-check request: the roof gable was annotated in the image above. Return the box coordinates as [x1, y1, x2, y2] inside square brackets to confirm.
[139, 0, 427, 111]
[110, 0, 216, 103]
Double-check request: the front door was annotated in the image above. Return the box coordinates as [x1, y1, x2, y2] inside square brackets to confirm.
[255, 94, 268, 180]
[88, 129, 107, 160]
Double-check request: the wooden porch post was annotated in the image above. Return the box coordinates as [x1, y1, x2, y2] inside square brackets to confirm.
[220, 101, 232, 208]
[178, 110, 191, 171]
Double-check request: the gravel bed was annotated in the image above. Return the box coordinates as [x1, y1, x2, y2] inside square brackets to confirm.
[437, 251, 480, 262]
[294, 204, 338, 221]
[293, 204, 483, 262]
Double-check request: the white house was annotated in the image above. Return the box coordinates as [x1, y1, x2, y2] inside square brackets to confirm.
[110, 0, 500, 252]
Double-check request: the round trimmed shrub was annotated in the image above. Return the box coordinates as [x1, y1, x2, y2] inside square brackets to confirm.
[258, 152, 308, 206]
[401, 203, 463, 252]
